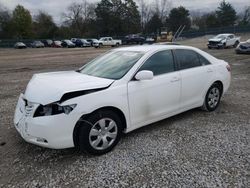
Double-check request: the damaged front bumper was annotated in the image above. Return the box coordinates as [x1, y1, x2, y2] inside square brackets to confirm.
[14, 94, 79, 149]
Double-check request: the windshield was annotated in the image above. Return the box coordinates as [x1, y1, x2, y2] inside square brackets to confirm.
[214, 35, 226, 40]
[65, 40, 72, 44]
[79, 51, 144, 80]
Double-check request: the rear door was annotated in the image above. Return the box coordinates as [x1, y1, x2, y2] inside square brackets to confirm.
[102, 38, 108, 45]
[173, 49, 215, 109]
[108, 38, 113, 45]
[128, 50, 181, 127]
[228, 35, 235, 46]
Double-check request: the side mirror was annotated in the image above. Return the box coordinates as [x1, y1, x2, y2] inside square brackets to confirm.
[135, 70, 153, 81]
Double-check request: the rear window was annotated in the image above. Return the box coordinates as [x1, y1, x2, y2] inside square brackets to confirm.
[175, 49, 202, 70]
[139, 50, 175, 76]
[198, 54, 211, 65]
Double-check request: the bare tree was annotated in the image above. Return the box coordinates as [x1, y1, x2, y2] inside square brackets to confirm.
[137, 0, 172, 32]
[138, 0, 153, 31]
[239, 6, 250, 25]
[62, 0, 96, 36]
[154, 0, 172, 21]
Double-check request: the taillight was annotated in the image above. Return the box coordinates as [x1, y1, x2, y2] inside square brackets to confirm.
[226, 65, 231, 72]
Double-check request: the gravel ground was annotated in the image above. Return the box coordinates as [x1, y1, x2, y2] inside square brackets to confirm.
[0, 37, 249, 187]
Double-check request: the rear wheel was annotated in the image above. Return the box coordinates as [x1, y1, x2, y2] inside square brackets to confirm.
[202, 83, 222, 111]
[78, 110, 123, 155]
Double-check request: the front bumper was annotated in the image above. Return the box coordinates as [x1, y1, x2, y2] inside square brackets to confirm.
[235, 47, 250, 54]
[207, 43, 223, 48]
[14, 94, 79, 149]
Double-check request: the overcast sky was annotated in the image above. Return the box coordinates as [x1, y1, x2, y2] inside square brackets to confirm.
[0, 0, 248, 24]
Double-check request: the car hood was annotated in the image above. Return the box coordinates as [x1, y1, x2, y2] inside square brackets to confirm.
[240, 41, 250, 47]
[24, 71, 114, 105]
[208, 38, 223, 42]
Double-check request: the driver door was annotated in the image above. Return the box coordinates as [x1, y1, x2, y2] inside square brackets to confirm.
[128, 50, 181, 127]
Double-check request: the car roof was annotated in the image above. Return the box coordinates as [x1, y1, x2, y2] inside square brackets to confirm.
[217, 33, 234, 36]
[113, 44, 198, 53]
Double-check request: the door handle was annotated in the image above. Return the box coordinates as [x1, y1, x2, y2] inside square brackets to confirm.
[170, 77, 180, 82]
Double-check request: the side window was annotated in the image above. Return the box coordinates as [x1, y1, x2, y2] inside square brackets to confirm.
[175, 49, 201, 70]
[199, 54, 211, 65]
[139, 50, 175, 76]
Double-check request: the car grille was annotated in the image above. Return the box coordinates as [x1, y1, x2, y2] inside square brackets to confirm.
[209, 41, 220, 45]
[25, 105, 34, 117]
[24, 100, 35, 117]
[240, 45, 249, 50]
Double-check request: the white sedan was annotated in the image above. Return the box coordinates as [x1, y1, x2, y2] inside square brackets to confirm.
[14, 45, 231, 155]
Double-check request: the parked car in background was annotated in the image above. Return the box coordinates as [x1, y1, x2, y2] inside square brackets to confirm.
[93, 37, 122, 48]
[235, 39, 250, 54]
[123, 34, 145, 45]
[14, 42, 27, 49]
[14, 45, 231, 155]
[144, 36, 155, 44]
[207, 34, 240, 49]
[75, 39, 91, 47]
[31, 41, 45, 48]
[71, 38, 78, 43]
[157, 42, 180, 45]
[51, 41, 62, 48]
[42, 39, 53, 47]
[61, 40, 76, 48]
[86, 39, 98, 46]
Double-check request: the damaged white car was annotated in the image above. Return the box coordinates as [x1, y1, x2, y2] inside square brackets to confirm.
[207, 34, 240, 49]
[14, 45, 231, 155]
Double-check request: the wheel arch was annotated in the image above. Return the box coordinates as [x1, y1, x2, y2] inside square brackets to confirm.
[213, 80, 224, 94]
[73, 106, 127, 148]
[203, 80, 224, 100]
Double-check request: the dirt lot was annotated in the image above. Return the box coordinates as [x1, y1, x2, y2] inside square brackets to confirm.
[0, 36, 249, 187]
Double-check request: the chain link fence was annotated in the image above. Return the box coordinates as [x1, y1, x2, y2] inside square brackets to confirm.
[0, 25, 249, 48]
[180, 25, 250, 38]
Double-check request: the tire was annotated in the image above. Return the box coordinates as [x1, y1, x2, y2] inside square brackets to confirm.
[116, 43, 119, 47]
[233, 41, 239, 48]
[78, 110, 123, 155]
[99, 43, 103, 48]
[202, 83, 222, 112]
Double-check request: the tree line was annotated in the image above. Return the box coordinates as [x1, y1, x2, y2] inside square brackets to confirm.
[0, 0, 249, 39]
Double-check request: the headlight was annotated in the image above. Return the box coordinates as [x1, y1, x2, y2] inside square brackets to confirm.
[34, 103, 77, 117]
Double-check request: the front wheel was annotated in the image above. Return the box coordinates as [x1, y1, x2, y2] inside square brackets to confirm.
[202, 83, 222, 111]
[78, 110, 123, 155]
[233, 41, 239, 48]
